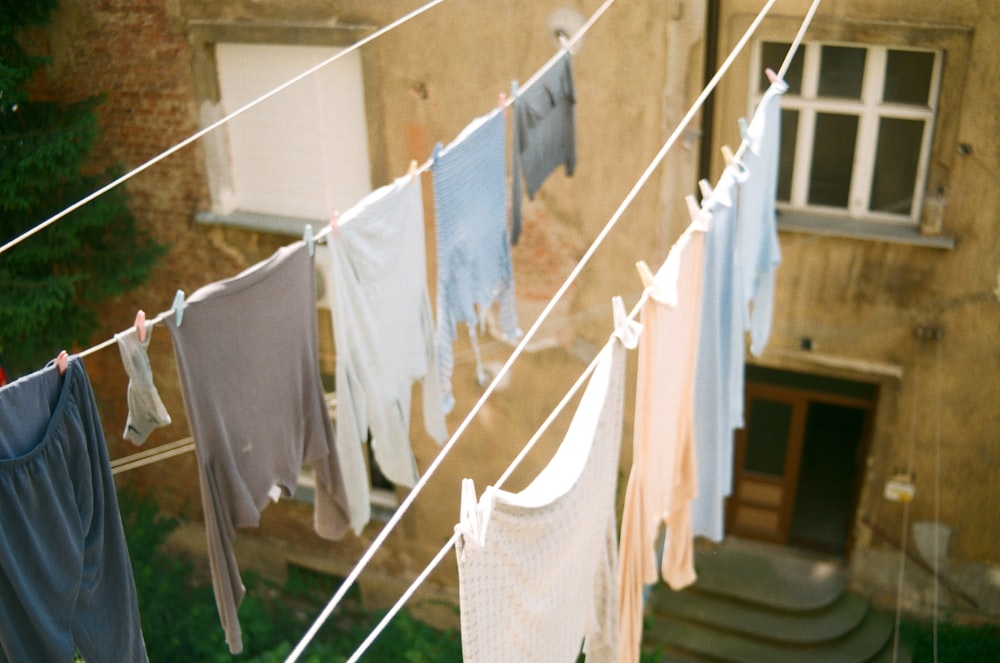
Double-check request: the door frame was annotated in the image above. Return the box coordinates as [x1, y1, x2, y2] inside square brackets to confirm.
[727, 378, 876, 552]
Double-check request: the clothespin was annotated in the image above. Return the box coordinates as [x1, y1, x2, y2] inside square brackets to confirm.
[303, 224, 314, 257]
[134, 310, 147, 342]
[698, 178, 714, 200]
[172, 290, 185, 327]
[765, 67, 779, 85]
[635, 260, 655, 289]
[329, 211, 340, 238]
[721, 144, 737, 167]
[611, 295, 642, 350]
[54, 350, 69, 376]
[685, 194, 704, 223]
[738, 117, 750, 144]
[408, 159, 418, 179]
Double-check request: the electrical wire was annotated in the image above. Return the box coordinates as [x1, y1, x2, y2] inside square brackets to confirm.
[0, 0, 449, 258]
[285, 0, 781, 659]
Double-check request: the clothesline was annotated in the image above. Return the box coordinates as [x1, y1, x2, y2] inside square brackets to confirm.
[0, 0, 448, 258]
[286, 1, 784, 659]
[70, 1, 608, 366]
[345, 296, 647, 663]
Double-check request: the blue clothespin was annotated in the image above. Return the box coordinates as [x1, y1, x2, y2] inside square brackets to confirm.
[172, 289, 185, 327]
[303, 224, 314, 257]
[510, 79, 519, 100]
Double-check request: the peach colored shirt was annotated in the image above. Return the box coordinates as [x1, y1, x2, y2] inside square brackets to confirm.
[618, 223, 705, 663]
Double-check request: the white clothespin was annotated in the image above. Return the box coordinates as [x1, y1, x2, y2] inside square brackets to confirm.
[611, 295, 642, 350]
[54, 350, 69, 376]
[738, 117, 750, 144]
[635, 260, 655, 290]
[698, 178, 714, 200]
[721, 144, 737, 167]
[686, 194, 703, 222]
[303, 224, 315, 257]
[134, 310, 147, 342]
[172, 290, 185, 327]
[408, 159, 418, 179]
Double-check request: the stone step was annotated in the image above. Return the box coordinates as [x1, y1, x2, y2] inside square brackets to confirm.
[650, 587, 870, 644]
[692, 540, 846, 611]
[644, 608, 896, 663]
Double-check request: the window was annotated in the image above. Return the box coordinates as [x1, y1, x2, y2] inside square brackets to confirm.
[211, 42, 373, 225]
[752, 41, 941, 226]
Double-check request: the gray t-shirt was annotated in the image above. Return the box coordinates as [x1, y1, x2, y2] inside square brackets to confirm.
[166, 241, 349, 654]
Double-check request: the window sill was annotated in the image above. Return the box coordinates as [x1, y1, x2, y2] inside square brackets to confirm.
[196, 210, 323, 237]
[776, 211, 955, 250]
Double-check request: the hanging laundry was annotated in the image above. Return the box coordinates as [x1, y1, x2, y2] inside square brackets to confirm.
[736, 78, 788, 357]
[115, 320, 171, 445]
[432, 108, 520, 414]
[164, 241, 350, 655]
[691, 165, 746, 542]
[510, 50, 577, 244]
[455, 301, 639, 663]
[322, 171, 447, 534]
[0, 357, 148, 662]
[618, 223, 706, 663]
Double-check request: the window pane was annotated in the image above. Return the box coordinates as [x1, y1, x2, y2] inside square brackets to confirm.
[870, 117, 924, 215]
[760, 41, 803, 94]
[808, 113, 858, 208]
[778, 109, 798, 202]
[745, 399, 792, 477]
[818, 45, 866, 99]
[884, 50, 935, 105]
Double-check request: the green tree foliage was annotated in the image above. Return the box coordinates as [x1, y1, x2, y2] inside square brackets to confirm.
[0, 0, 165, 377]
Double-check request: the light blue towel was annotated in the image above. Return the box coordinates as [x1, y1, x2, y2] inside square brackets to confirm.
[432, 108, 520, 413]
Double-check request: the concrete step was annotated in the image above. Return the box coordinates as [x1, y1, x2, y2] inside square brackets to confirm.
[644, 608, 896, 663]
[650, 588, 870, 644]
[692, 539, 846, 611]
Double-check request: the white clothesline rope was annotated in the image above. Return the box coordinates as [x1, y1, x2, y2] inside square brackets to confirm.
[286, 0, 782, 659]
[285, 0, 626, 657]
[341, 3, 823, 655]
[345, 297, 647, 663]
[0, 0, 448, 258]
[72, 0, 605, 364]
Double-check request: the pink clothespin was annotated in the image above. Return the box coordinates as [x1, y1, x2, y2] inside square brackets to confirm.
[134, 310, 147, 342]
[498, 92, 508, 118]
[765, 68, 779, 84]
[55, 350, 69, 376]
[330, 210, 340, 238]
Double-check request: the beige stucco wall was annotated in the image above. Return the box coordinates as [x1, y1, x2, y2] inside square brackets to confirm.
[29, 0, 693, 629]
[27, 0, 998, 633]
[716, 0, 1000, 619]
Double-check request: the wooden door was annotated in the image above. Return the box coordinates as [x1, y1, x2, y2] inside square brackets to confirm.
[727, 383, 810, 543]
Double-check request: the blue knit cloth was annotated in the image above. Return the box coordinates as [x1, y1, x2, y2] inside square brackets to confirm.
[432, 108, 520, 413]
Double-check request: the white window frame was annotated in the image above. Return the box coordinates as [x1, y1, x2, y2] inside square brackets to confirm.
[750, 41, 943, 226]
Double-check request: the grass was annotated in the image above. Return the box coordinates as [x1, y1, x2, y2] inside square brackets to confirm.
[117, 489, 462, 662]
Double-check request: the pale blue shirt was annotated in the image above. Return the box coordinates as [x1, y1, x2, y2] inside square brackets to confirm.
[737, 79, 788, 356]
[432, 108, 520, 413]
[323, 171, 447, 533]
